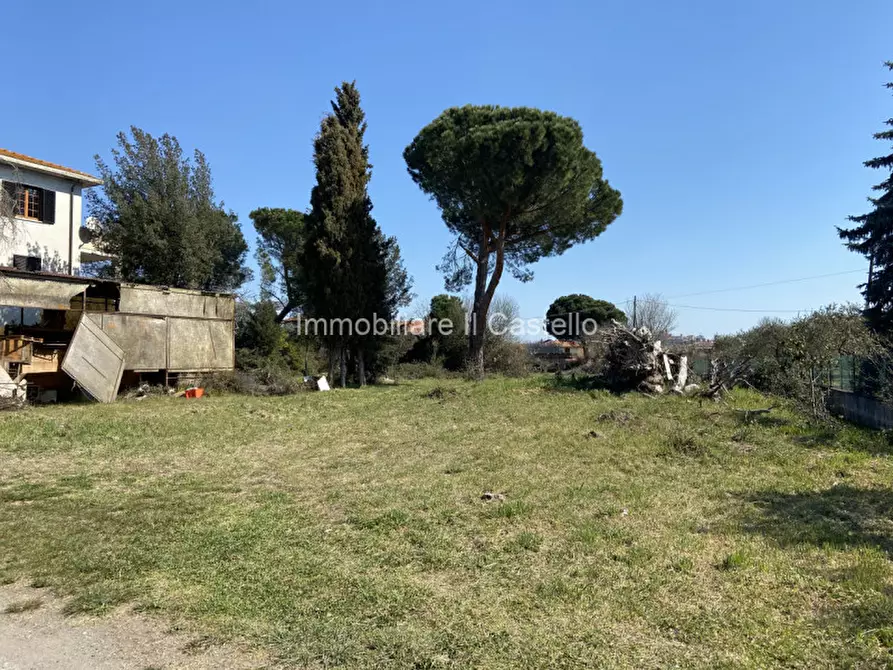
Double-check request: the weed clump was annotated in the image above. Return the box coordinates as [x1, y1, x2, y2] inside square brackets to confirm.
[719, 549, 751, 571]
[3, 598, 42, 614]
[201, 368, 309, 396]
[425, 387, 458, 401]
[662, 431, 709, 457]
[596, 410, 634, 425]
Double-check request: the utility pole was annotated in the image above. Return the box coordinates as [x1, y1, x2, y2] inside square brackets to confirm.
[632, 295, 637, 329]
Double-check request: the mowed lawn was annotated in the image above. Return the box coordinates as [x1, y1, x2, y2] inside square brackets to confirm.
[1, 377, 892, 669]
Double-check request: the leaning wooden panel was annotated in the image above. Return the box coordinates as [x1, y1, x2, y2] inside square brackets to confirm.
[61, 316, 126, 403]
[167, 318, 234, 371]
[86, 313, 167, 371]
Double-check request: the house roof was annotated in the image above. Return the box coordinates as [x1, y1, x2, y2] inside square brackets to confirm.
[394, 319, 427, 336]
[541, 339, 582, 348]
[0, 149, 102, 186]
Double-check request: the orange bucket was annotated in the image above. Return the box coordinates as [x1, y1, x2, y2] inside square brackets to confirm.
[184, 387, 204, 399]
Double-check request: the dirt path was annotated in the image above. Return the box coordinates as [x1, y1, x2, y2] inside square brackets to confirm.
[0, 583, 269, 669]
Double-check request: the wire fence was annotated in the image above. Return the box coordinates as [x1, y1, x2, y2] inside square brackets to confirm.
[823, 356, 861, 392]
[683, 354, 864, 393]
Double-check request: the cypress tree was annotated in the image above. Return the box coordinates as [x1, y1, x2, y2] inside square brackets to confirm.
[839, 62, 893, 332]
[303, 81, 394, 386]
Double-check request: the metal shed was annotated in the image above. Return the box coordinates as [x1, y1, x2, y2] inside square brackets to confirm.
[0, 268, 235, 402]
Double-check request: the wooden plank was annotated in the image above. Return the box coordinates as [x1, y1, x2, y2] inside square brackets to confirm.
[61, 316, 125, 403]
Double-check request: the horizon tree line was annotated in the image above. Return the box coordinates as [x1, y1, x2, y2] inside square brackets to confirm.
[86, 83, 627, 381]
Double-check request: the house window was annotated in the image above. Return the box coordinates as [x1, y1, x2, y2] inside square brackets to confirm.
[1, 181, 55, 224]
[12, 255, 41, 272]
[17, 186, 41, 220]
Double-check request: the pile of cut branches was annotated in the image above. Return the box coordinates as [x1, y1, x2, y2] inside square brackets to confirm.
[599, 322, 696, 394]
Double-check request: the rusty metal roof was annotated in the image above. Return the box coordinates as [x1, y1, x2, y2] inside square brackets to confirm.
[0, 266, 98, 284]
[0, 267, 234, 297]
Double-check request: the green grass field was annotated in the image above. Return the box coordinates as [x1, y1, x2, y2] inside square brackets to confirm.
[1, 377, 891, 668]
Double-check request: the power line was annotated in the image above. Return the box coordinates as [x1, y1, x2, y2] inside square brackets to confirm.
[555, 268, 866, 322]
[666, 303, 810, 314]
[596, 269, 867, 318]
[564, 299, 809, 316]
[665, 268, 867, 299]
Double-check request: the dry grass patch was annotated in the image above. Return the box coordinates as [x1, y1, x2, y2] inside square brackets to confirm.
[3, 597, 42, 613]
[0, 378, 891, 668]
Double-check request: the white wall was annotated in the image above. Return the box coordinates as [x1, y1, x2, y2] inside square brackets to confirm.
[0, 164, 85, 273]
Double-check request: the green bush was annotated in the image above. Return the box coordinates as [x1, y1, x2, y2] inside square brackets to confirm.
[234, 299, 326, 376]
[201, 366, 309, 396]
[392, 361, 456, 380]
[236, 300, 283, 359]
[715, 305, 881, 415]
[483, 339, 534, 377]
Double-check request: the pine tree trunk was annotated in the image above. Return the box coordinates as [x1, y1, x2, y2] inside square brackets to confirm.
[328, 344, 336, 382]
[357, 348, 366, 387]
[339, 344, 347, 388]
[466, 222, 507, 380]
[467, 254, 489, 380]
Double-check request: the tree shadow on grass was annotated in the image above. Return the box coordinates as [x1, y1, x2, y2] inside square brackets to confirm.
[546, 371, 640, 396]
[830, 585, 893, 655]
[547, 372, 608, 392]
[737, 485, 893, 555]
[788, 422, 893, 456]
[735, 486, 893, 659]
[790, 428, 839, 447]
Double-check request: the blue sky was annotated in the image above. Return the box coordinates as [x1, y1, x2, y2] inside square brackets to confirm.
[3, 0, 891, 337]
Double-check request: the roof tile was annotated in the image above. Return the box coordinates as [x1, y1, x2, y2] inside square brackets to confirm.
[0, 148, 100, 183]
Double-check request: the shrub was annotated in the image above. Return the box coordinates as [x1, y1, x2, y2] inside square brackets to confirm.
[235, 299, 323, 375]
[483, 340, 534, 377]
[201, 365, 309, 396]
[392, 361, 454, 380]
[236, 301, 283, 358]
[715, 305, 881, 416]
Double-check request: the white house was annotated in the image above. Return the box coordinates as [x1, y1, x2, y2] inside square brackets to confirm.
[0, 149, 105, 275]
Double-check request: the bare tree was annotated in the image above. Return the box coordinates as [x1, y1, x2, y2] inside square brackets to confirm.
[407, 295, 433, 322]
[0, 163, 22, 264]
[627, 293, 678, 338]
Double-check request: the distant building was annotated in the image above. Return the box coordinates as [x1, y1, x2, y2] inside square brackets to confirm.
[393, 319, 427, 336]
[529, 339, 584, 364]
[663, 334, 714, 351]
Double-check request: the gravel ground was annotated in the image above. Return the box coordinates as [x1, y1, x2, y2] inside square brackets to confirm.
[0, 583, 269, 670]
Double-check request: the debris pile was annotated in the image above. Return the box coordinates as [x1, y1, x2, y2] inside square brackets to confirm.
[0, 366, 27, 410]
[701, 358, 750, 400]
[480, 491, 507, 502]
[601, 322, 698, 395]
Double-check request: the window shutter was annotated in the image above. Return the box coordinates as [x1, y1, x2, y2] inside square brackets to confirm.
[1, 181, 17, 215]
[41, 188, 56, 224]
[13, 255, 42, 272]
